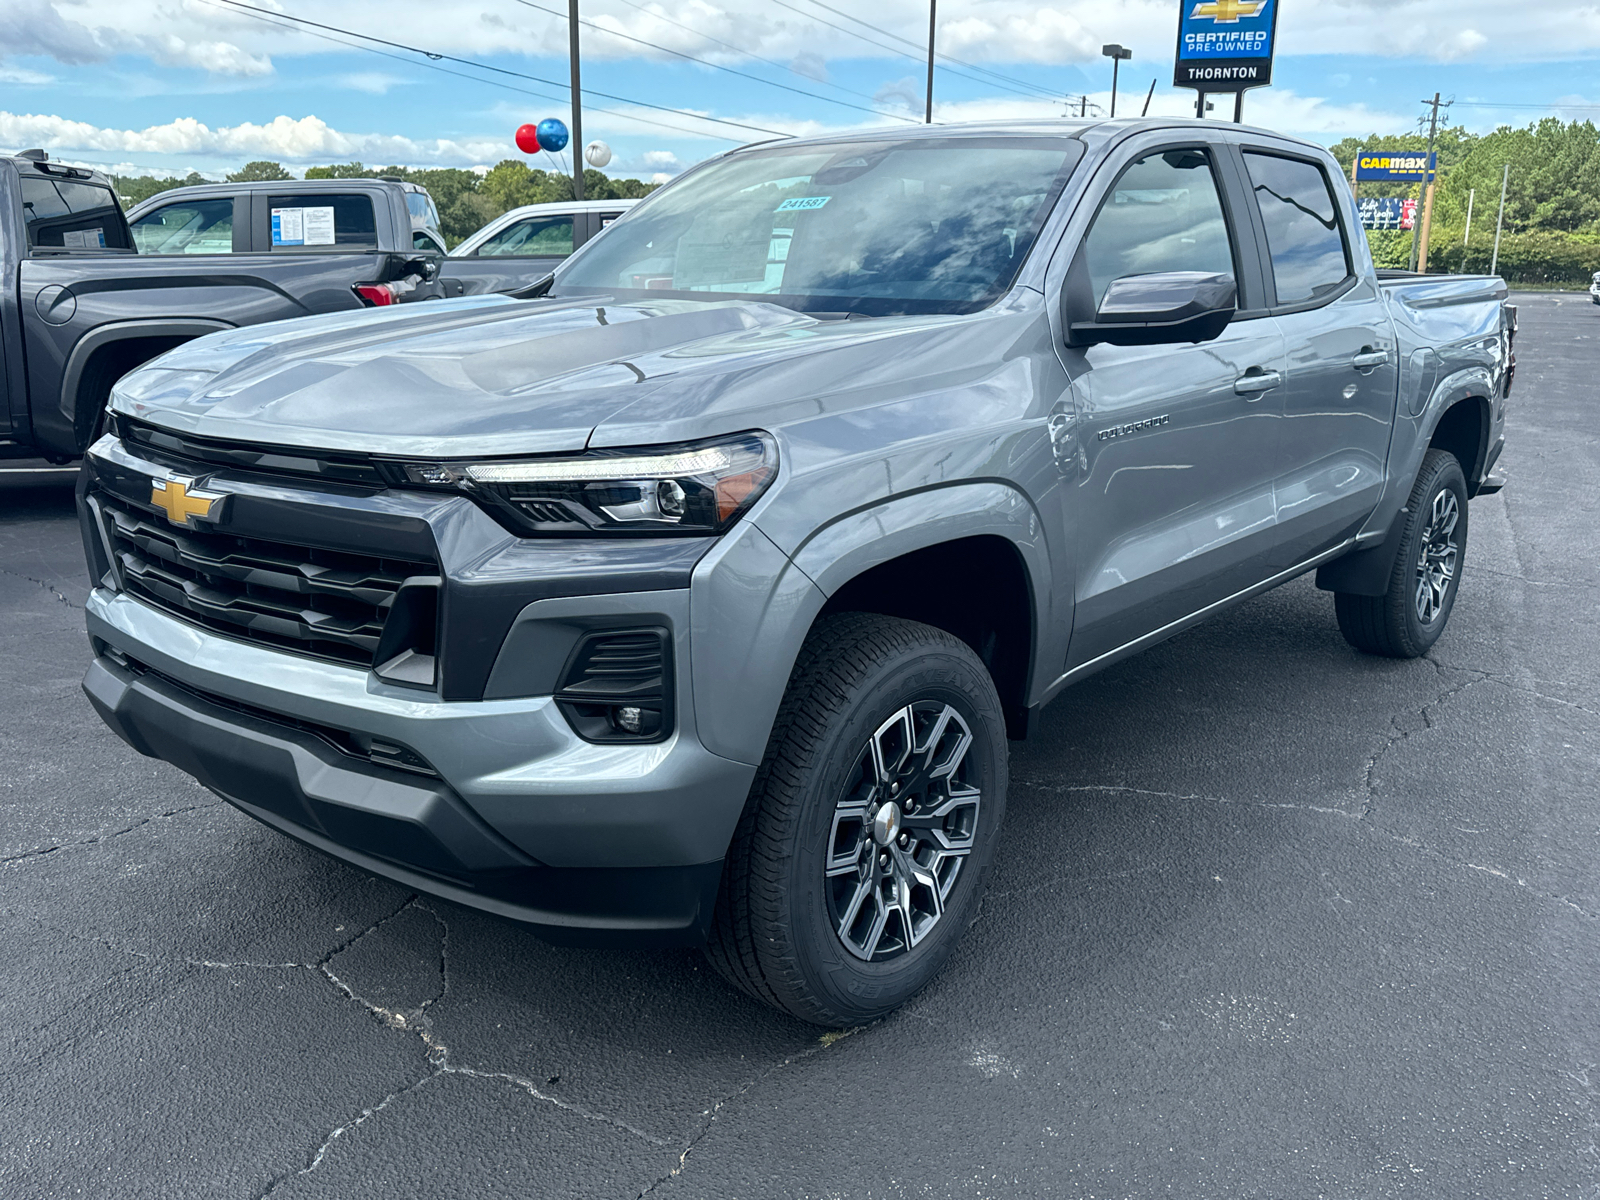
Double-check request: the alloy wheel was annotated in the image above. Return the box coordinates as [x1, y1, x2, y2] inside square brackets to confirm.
[824, 701, 982, 962]
[1415, 486, 1460, 625]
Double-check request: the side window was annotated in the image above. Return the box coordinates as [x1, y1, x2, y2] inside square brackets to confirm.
[474, 216, 574, 257]
[20, 177, 132, 250]
[265, 193, 377, 249]
[1242, 152, 1351, 305]
[1081, 148, 1234, 306]
[132, 198, 234, 254]
[412, 230, 445, 254]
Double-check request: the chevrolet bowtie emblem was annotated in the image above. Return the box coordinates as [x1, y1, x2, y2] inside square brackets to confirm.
[150, 477, 225, 527]
[1191, 0, 1262, 21]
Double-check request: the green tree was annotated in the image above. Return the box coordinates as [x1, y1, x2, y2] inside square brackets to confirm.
[304, 161, 373, 179]
[226, 160, 294, 182]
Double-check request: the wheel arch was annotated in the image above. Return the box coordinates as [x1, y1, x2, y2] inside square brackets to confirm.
[788, 482, 1058, 742]
[59, 319, 233, 450]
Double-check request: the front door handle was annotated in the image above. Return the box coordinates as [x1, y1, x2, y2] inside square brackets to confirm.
[1234, 368, 1283, 396]
[1352, 348, 1389, 369]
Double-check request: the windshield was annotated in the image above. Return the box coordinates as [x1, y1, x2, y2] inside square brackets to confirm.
[553, 136, 1083, 316]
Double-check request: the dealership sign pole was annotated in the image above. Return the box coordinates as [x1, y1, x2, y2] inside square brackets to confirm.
[1173, 0, 1280, 121]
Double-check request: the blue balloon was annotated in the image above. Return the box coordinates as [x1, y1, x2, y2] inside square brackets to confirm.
[536, 118, 570, 153]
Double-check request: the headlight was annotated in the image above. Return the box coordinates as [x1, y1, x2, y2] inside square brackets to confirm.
[394, 431, 777, 536]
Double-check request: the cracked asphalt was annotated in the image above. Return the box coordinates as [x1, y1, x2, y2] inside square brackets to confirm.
[3, 291, 1597, 1199]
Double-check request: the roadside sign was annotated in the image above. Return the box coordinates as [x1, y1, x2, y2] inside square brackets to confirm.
[1354, 151, 1437, 182]
[1173, 0, 1279, 92]
[1357, 197, 1417, 230]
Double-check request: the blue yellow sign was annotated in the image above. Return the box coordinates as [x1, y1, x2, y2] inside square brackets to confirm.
[1354, 151, 1438, 182]
[1173, 0, 1279, 92]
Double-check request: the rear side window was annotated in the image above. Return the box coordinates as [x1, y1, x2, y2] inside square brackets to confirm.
[406, 190, 441, 229]
[20, 176, 132, 250]
[1081, 148, 1234, 306]
[1242, 152, 1351, 305]
[474, 216, 574, 257]
[132, 198, 234, 254]
[266, 193, 377, 249]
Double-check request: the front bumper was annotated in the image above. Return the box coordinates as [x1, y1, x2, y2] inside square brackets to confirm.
[84, 588, 756, 946]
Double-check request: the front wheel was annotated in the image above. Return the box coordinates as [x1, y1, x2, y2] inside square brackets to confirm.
[705, 613, 1008, 1026]
[1335, 447, 1469, 658]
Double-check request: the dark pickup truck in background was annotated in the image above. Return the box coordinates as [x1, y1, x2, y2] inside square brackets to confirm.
[2, 158, 488, 463]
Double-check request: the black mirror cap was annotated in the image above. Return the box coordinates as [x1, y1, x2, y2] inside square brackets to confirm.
[1069, 271, 1237, 348]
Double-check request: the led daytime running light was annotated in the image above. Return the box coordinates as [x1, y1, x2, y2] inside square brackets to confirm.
[464, 444, 752, 484]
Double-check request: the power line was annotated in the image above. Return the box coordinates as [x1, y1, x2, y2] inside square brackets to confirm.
[795, 0, 1062, 100]
[607, 0, 910, 112]
[195, 0, 744, 143]
[208, 0, 790, 138]
[510, 0, 919, 123]
[767, 0, 1057, 103]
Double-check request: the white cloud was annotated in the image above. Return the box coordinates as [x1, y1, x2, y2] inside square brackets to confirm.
[0, 109, 511, 165]
[337, 71, 409, 94]
[0, 65, 56, 85]
[148, 33, 273, 77]
[0, 0, 103, 64]
[51, 0, 1600, 73]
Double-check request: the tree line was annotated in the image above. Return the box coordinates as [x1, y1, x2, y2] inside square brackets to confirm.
[1329, 118, 1600, 285]
[111, 159, 660, 248]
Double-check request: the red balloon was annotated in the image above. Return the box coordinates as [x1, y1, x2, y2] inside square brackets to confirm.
[514, 123, 540, 154]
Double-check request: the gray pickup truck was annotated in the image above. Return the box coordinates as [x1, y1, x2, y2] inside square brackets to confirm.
[1, 158, 445, 462]
[76, 119, 1513, 1026]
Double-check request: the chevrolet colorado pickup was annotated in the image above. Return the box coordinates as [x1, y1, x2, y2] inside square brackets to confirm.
[1, 157, 442, 462]
[77, 119, 1514, 1026]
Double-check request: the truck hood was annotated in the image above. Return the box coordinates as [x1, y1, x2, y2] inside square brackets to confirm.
[109, 294, 972, 458]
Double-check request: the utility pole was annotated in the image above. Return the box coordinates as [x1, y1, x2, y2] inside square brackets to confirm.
[569, 0, 584, 200]
[1490, 162, 1509, 277]
[925, 0, 936, 123]
[1409, 92, 1443, 273]
[1102, 44, 1131, 118]
[1080, 95, 1088, 118]
[1464, 187, 1475, 247]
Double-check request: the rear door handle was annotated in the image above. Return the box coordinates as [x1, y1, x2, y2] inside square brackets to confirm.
[1234, 369, 1283, 396]
[1352, 349, 1389, 369]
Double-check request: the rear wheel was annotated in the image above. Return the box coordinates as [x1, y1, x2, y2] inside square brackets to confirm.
[1335, 448, 1469, 658]
[705, 613, 1008, 1026]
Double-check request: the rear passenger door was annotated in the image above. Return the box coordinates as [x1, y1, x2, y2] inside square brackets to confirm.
[130, 194, 243, 254]
[1233, 147, 1400, 566]
[1059, 137, 1288, 670]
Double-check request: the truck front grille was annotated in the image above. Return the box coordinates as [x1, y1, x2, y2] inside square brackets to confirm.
[98, 492, 435, 669]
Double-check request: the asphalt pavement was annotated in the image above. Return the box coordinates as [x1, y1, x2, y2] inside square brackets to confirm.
[3, 292, 1597, 1199]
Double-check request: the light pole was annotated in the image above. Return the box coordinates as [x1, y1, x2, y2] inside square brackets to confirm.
[925, 0, 936, 123]
[1101, 44, 1131, 118]
[569, 0, 583, 200]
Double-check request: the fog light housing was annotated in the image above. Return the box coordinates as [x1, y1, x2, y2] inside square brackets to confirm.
[554, 629, 673, 743]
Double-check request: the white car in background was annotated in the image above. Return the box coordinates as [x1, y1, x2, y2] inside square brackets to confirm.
[1590, 269, 1600, 304]
[442, 198, 639, 296]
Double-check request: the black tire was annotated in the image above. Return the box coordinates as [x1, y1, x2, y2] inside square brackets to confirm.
[1335, 448, 1469, 658]
[705, 613, 1008, 1027]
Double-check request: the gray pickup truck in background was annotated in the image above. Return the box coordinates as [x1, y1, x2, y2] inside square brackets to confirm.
[76, 119, 1513, 1027]
[2, 159, 449, 462]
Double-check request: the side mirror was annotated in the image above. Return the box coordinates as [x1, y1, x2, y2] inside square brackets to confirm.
[1068, 271, 1236, 348]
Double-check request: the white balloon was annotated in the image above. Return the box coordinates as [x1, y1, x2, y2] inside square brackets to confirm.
[584, 140, 613, 168]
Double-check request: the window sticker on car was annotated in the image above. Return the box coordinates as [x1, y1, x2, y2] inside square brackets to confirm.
[272, 207, 337, 246]
[271, 207, 304, 246]
[775, 196, 830, 211]
[302, 207, 336, 245]
[62, 228, 106, 248]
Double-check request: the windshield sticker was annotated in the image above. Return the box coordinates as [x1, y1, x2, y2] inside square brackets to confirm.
[302, 207, 336, 245]
[775, 196, 830, 212]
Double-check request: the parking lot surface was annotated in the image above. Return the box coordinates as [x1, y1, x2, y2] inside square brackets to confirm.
[3, 292, 1596, 1199]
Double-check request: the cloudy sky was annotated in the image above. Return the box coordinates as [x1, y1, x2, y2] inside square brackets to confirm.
[3, 0, 1599, 181]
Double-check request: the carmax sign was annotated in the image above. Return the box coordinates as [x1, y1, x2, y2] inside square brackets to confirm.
[1354, 151, 1438, 182]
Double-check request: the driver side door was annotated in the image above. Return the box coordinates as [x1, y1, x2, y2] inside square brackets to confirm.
[1059, 138, 1288, 671]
